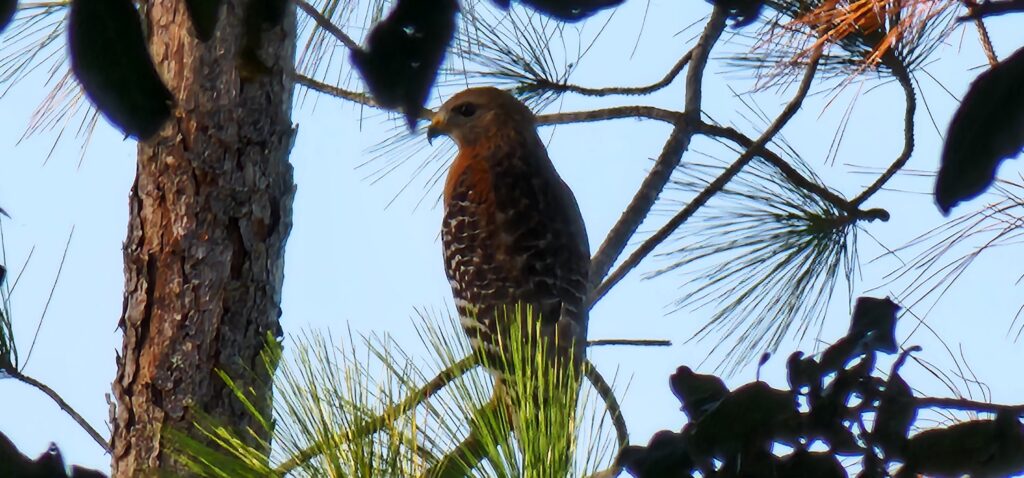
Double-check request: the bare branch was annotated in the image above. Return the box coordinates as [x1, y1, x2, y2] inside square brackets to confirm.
[529, 50, 693, 97]
[8, 370, 111, 453]
[275, 355, 478, 475]
[537, 106, 683, 126]
[851, 54, 916, 206]
[294, 0, 360, 51]
[587, 339, 671, 347]
[591, 46, 826, 306]
[587, 8, 730, 294]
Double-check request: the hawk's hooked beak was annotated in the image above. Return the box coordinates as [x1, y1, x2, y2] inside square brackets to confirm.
[427, 111, 447, 145]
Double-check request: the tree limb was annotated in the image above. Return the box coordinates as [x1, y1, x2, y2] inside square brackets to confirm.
[587, 8, 729, 294]
[591, 46, 826, 306]
[8, 369, 111, 454]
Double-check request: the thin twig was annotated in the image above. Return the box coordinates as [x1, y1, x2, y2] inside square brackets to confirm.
[529, 50, 693, 97]
[537, 106, 683, 126]
[973, 18, 999, 66]
[275, 355, 478, 475]
[587, 8, 729, 293]
[587, 339, 671, 347]
[851, 53, 916, 206]
[294, 0, 360, 51]
[295, 73, 378, 108]
[8, 369, 111, 453]
[591, 46, 826, 306]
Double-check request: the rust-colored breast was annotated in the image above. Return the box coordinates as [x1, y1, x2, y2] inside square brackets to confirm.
[441, 138, 590, 360]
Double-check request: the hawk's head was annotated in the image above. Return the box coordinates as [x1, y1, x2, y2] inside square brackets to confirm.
[427, 87, 535, 148]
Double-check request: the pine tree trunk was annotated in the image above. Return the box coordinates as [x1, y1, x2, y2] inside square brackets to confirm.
[111, 1, 295, 475]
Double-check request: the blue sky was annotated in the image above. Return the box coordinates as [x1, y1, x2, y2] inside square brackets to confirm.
[1, 1, 1022, 473]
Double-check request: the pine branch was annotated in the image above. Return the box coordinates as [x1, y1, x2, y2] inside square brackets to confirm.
[591, 46, 826, 306]
[587, 8, 730, 293]
[851, 53, 916, 206]
[274, 355, 478, 475]
[7, 369, 111, 453]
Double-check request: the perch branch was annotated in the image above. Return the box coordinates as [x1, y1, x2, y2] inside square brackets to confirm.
[587, 8, 729, 295]
[8, 369, 111, 453]
[275, 355, 478, 475]
[850, 53, 916, 207]
[294, 0, 360, 51]
[591, 46, 825, 306]
[529, 50, 693, 97]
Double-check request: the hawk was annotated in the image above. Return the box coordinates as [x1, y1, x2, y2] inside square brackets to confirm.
[427, 87, 590, 373]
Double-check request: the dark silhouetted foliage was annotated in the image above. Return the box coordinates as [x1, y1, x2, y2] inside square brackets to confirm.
[707, 0, 763, 27]
[936, 45, 1024, 214]
[618, 295, 1024, 478]
[0, 432, 107, 478]
[490, 0, 624, 22]
[352, 0, 458, 129]
[184, 0, 222, 42]
[68, 0, 174, 140]
[0, 0, 15, 35]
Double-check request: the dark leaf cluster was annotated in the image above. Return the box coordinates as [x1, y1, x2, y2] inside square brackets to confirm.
[67, 0, 173, 140]
[0, 432, 105, 478]
[0, 0, 14, 36]
[618, 296, 1024, 478]
[936, 45, 1024, 214]
[492, 0, 623, 22]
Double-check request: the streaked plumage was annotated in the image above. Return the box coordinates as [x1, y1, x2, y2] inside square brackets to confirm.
[428, 87, 590, 371]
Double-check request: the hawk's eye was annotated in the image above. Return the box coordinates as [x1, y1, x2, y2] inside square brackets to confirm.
[454, 103, 477, 118]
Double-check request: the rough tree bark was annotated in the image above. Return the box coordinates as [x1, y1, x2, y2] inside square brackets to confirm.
[111, 1, 296, 476]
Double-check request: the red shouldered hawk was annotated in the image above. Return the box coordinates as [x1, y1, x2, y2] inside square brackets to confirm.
[427, 87, 590, 372]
